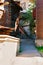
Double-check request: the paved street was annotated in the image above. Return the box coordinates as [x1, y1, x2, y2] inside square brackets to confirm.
[18, 39, 41, 57]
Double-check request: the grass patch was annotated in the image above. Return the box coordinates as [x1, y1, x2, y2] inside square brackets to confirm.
[36, 46, 43, 52]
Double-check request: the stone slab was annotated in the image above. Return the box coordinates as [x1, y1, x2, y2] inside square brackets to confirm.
[18, 39, 41, 57]
[0, 35, 20, 65]
[13, 57, 43, 65]
[35, 39, 43, 46]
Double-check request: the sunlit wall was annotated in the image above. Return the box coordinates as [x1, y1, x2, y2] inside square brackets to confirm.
[0, 0, 4, 10]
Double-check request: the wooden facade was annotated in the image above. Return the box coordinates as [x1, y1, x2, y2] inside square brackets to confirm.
[0, 0, 11, 27]
[0, 0, 22, 35]
[36, 0, 43, 39]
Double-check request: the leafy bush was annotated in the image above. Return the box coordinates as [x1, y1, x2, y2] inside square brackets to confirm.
[21, 2, 36, 36]
[36, 46, 43, 52]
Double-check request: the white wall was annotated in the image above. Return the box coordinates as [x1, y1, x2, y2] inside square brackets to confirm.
[0, 0, 4, 10]
[20, 0, 29, 10]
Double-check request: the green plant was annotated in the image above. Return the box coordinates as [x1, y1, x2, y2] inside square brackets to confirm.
[27, 10, 35, 35]
[36, 46, 43, 52]
[21, 2, 36, 36]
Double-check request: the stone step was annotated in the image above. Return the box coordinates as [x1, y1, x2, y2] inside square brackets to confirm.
[13, 57, 43, 65]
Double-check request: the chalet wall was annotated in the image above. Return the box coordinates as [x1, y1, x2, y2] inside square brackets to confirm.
[0, 0, 5, 25]
[4, 0, 11, 27]
[20, 0, 34, 10]
[0, 0, 11, 27]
